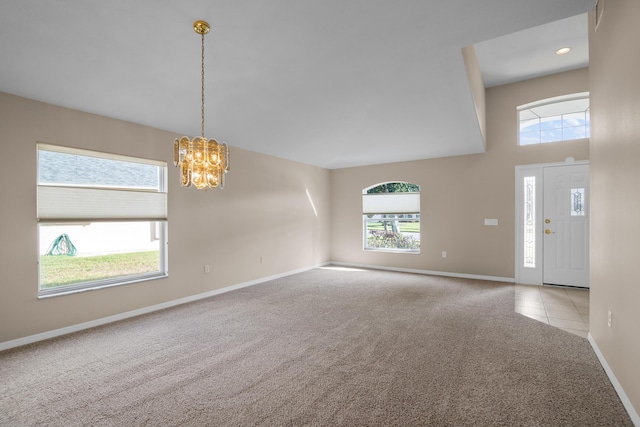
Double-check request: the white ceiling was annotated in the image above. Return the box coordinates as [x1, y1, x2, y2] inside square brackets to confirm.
[0, 1, 593, 169]
[476, 13, 589, 88]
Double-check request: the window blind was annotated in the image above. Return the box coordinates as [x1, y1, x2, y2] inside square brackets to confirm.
[37, 186, 167, 221]
[362, 193, 420, 214]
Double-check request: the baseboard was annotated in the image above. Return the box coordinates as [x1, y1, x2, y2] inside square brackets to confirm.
[329, 262, 515, 283]
[0, 263, 329, 352]
[588, 333, 640, 426]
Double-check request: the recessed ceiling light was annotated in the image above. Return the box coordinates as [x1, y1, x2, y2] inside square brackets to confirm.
[555, 47, 571, 55]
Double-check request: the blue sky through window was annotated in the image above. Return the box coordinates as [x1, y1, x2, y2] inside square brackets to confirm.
[518, 94, 589, 145]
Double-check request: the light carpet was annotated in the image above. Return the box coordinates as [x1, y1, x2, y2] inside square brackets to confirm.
[0, 268, 633, 426]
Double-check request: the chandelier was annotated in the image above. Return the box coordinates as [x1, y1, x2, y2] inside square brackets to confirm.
[174, 20, 230, 190]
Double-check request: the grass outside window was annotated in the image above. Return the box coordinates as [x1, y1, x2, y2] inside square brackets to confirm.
[40, 251, 160, 289]
[366, 221, 420, 233]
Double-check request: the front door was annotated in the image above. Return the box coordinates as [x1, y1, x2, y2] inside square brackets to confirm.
[542, 164, 590, 287]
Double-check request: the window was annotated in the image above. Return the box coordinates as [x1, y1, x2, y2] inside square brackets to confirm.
[571, 188, 586, 216]
[523, 176, 536, 268]
[518, 93, 590, 145]
[363, 182, 420, 253]
[37, 143, 168, 297]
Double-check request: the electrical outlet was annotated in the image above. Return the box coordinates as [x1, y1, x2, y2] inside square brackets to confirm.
[442, 251, 447, 258]
[607, 310, 612, 328]
[204, 264, 210, 274]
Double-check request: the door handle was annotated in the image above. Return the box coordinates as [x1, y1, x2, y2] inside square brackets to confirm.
[545, 229, 555, 234]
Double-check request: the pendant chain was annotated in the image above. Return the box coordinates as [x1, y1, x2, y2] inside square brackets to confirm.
[201, 32, 206, 139]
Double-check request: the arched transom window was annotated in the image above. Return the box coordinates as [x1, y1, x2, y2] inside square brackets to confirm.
[518, 92, 590, 145]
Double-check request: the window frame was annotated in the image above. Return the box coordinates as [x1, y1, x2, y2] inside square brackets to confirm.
[517, 92, 590, 146]
[362, 182, 421, 254]
[36, 142, 168, 297]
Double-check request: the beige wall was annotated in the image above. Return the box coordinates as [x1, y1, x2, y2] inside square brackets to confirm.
[330, 68, 589, 278]
[0, 92, 331, 343]
[462, 45, 487, 150]
[589, 0, 640, 415]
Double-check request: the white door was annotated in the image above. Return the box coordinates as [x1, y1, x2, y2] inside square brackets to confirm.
[542, 164, 590, 287]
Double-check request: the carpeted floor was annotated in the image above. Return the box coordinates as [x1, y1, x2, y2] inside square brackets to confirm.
[0, 267, 633, 426]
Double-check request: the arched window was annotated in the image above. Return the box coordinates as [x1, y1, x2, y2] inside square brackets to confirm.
[518, 92, 590, 145]
[362, 182, 420, 253]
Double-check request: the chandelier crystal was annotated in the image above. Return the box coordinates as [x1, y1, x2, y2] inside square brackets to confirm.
[174, 20, 230, 190]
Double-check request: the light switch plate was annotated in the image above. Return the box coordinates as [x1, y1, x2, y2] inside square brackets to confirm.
[484, 218, 498, 226]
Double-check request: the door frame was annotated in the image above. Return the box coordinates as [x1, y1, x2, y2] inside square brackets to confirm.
[514, 160, 590, 285]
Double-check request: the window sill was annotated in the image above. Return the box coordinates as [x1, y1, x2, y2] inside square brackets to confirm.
[364, 249, 421, 255]
[38, 273, 168, 299]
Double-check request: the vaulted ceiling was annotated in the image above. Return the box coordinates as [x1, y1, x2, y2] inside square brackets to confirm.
[0, 1, 592, 168]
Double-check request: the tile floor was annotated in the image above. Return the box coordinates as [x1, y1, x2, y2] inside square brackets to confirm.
[515, 284, 590, 338]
